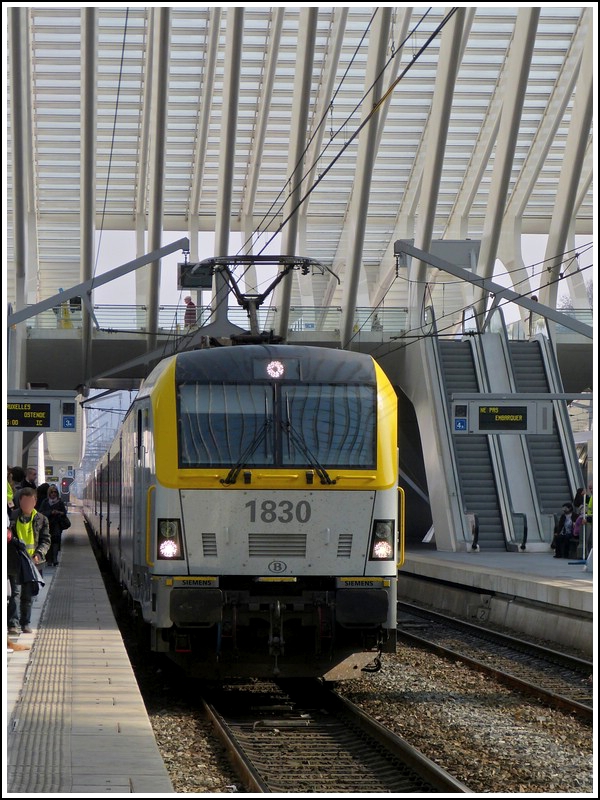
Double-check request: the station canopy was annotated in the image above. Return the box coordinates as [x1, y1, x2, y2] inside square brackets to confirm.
[5, 6, 594, 314]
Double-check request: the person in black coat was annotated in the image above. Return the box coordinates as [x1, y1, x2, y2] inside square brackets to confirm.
[6, 521, 31, 652]
[38, 484, 69, 566]
[36, 483, 50, 510]
[572, 488, 585, 515]
[20, 467, 38, 491]
[553, 502, 578, 559]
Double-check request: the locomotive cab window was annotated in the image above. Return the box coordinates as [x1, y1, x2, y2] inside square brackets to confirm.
[280, 384, 375, 468]
[177, 381, 376, 469]
[178, 384, 273, 467]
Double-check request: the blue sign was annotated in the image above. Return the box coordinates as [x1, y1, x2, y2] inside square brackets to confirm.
[62, 416, 76, 429]
[454, 418, 467, 431]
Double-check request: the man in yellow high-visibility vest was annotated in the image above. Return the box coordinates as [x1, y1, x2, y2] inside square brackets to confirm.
[8, 488, 50, 635]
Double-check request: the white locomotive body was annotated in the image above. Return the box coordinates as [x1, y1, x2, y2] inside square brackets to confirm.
[83, 345, 403, 679]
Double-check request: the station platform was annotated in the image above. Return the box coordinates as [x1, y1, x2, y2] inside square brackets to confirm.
[4, 518, 594, 795]
[4, 510, 174, 795]
[400, 545, 594, 656]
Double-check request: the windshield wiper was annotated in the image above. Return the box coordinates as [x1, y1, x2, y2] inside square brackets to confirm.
[220, 417, 272, 485]
[281, 402, 336, 485]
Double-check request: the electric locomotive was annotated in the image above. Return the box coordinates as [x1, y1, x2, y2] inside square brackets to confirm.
[83, 344, 403, 679]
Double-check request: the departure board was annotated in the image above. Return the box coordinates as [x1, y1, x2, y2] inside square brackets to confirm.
[7, 402, 52, 429]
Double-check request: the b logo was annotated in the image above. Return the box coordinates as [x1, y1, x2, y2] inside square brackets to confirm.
[268, 560, 287, 573]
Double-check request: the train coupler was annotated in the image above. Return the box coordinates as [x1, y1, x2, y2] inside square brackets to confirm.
[361, 654, 382, 673]
[361, 637, 384, 672]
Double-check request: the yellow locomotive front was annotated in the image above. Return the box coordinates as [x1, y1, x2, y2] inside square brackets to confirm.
[136, 345, 402, 679]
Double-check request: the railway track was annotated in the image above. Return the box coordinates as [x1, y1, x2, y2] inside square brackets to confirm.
[397, 602, 593, 720]
[201, 680, 471, 793]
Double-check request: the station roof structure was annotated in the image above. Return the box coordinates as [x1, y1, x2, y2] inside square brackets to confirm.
[5, 6, 594, 335]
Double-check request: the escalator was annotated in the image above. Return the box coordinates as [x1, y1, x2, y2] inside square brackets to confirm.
[438, 340, 506, 550]
[509, 340, 573, 513]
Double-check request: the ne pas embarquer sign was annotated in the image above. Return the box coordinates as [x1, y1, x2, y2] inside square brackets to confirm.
[453, 400, 553, 435]
[478, 405, 528, 431]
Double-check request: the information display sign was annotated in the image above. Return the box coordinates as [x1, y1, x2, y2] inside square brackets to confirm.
[177, 262, 213, 289]
[6, 391, 78, 433]
[7, 402, 51, 429]
[478, 405, 528, 432]
[452, 399, 552, 435]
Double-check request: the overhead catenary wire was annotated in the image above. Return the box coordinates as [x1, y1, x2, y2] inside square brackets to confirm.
[237, 8, 381, 259]
[254, 8, 459, 258]
[240, 7, 438, 259]
[225, 8, 454, 327]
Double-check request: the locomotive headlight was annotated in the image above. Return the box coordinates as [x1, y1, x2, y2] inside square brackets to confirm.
[368, 520, 395, 561]
[157, 519, 184, 560]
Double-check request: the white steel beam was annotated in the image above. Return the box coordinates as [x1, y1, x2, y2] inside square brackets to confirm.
[145, 8, 171, 350]
[408, 8, 466, 330]
[135, 9, 152, 271]
[300, 7, 349, 311]
[190, 8, 222, 225]
[371, 8, 472, 313]
[540, 20, 593, 311]
[8, 9, 30, 311]
[276, 8, 318, 337]
[7, 7, 30, 463]
[505, 8, 590, 222]
[331, 8, 412, 313]
[340, 9, 392, 347]
[80, 8, 97, 382]
[241, 8, 284, 223]
[473, 8, 539, 320]
[214, 8, 243, 321]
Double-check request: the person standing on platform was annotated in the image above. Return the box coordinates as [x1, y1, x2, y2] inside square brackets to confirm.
[183, 295, 197, 329]
[585, 482, 592, 520]
[583, 482, 593, 555]
[36, 482, 50, 510]
[16, 467, 40, 513]
[20, 467, 38, 492]
[371, 313, 383, 332]
[572, 488, 585, 515]
[38, 484, 69, 566]
[527, 295, 539, 337]
[10, 466, 25, 490]
[6, 522, 31, 653]
[8, 488, 50, 634]
[553, 502, 577, 559]
[7, 468, 15, 515]
[9, 466, 26, 509]
[53, 287, 73, 329]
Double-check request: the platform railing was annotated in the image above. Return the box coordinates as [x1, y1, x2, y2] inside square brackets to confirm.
[24, 304, 411, 337]
[506, 308, 592, 342]
[22, 303, 590, 345]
